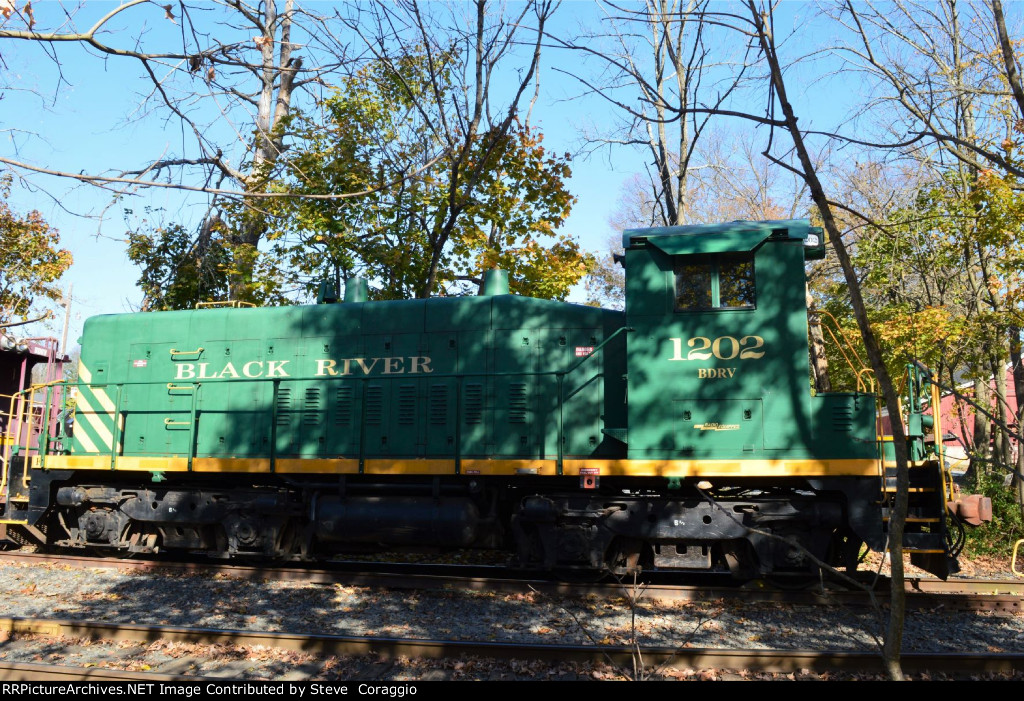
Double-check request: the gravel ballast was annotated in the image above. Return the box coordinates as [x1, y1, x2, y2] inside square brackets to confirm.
[0, 559, 1021, 680]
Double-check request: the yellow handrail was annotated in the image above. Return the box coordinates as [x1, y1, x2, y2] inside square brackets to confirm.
[1012, 539, 1024, 577]
[0, 389, 28, 496]
[929, 382, 954, 503]
[0, 392, 15, 494]
[0, 380, 73, 496]
[195, 301, 255, 309]
[809, 310, 877, 394]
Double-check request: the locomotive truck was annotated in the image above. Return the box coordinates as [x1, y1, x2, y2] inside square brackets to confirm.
[0, 219, 982, 578]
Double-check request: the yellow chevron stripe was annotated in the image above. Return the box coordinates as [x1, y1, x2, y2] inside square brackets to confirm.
[79, 361, 116, 412]
[74, 392, 113, 451]
[73, 425, 100, 454]
[92, 386, 116, 413]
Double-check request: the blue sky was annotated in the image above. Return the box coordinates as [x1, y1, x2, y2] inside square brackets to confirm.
[0, 1, 878, 347]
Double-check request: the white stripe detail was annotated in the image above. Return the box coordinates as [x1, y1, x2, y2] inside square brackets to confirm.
[79, 362, 115, 412]
[75, 392, 113, 450]
[75, 424, 99, 454]
[92, 387, 116, 413]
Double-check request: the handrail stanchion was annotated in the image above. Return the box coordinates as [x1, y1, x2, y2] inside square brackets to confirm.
[557, 374, 564, 476]
[455, 376, 463, 475]
[270, 379, 279, 474]
[187, 382, 199, 471]
[109, 384, 123, 470]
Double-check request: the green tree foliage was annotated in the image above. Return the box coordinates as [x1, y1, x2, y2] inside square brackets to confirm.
[583, 233, 625, 310]
[820, 164, 1024, 382]
[127, 221, 231, 312]
[962, 469, 1024, 558]
[126, 213, 288, 311]
[813, 179, 976, 391]
[970, 166, 1024, 328]
[270, 57, 587, 301]
[0, 175, 72, 322]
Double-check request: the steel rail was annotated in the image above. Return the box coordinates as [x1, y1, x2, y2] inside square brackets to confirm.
[1, 616, 1023, 677]
[0, 661, 195, 682]
[1, 550, 1022, 611]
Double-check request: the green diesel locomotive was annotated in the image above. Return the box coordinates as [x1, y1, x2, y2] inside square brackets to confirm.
[1, 220, 974, 578]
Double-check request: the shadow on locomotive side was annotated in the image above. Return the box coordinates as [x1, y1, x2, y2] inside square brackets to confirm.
[4, 220, 987, 579]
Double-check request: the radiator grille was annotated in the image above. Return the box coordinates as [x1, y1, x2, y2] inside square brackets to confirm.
[464, 383, 484, 425]
[366, 385, 384, 426]
[335, 386, 355, 426]
[509, 383, 527, 424]
[398, 384, 416, 426]
[429, 385, 448, 426]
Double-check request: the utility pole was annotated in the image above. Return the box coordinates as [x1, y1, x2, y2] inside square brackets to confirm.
[60, 284, 72, 357]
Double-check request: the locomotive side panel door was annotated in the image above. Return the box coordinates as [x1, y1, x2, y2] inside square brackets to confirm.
[328, 381, 361, 457]
[424, 333, 458, 458]
[123, 340, 193, 460]
[458, 330, 493, 458]
[674, 399, 764, 457]
[492, 330, 537, 458]
[319, 332, 364, 459]
[193, 339, 265, 460]
[561, 327, 605, 458]
[385, 332, 424, 458]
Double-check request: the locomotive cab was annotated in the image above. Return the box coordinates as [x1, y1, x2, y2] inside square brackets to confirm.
[621, 220, 874, 464]
[599, 221, 883, 575]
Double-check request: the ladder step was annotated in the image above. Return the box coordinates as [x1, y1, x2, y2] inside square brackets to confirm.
[882, 506, 943, 520]
[883, 474, 941, 488]
[882, 460, 932, 469]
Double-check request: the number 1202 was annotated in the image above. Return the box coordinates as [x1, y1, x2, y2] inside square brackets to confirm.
[668, 336, 765, 361]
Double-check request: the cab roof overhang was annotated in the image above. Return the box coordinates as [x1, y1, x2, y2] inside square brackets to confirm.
[623, 219, 819, 255]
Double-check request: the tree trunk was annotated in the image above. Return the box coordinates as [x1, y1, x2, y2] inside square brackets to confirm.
[1009, 326, 1024, 519]
[807, 291, 832, 393]
[228, 0, 298, 300]
[747, 3, 909, 679]
[971, 378, 992, 487]
[994, 355, 1011, 468]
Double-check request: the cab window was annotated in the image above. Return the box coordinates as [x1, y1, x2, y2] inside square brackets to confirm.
[674, 254, 755, 311]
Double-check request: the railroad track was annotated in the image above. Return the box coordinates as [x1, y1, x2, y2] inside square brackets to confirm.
[1, 550, 1021, 612]
[0, 615, 1022, 680]
[0, 661, 195, 682]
